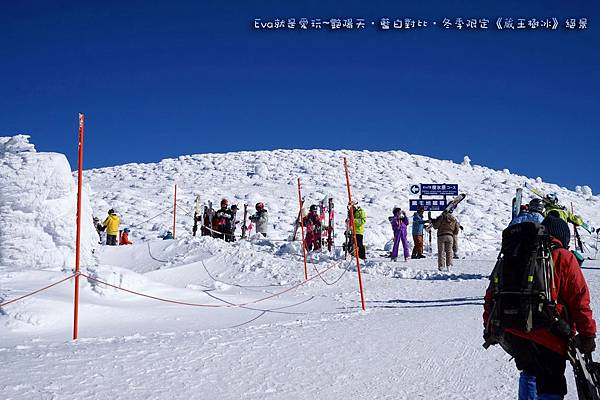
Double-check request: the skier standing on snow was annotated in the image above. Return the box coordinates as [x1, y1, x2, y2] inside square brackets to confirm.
[249, 202, 269, 237]
[484, 214, 596, 399]
[103, 209, 120, 246]
[303, 205, 322, 251]
[431, 210, 459, 271]
[119, 227, 133, 245]
[213, 198, 233, 241]
[543, 193, 586, 228]
[411, 206, 426, 259]
[351, 202, 367, 260]
[389, 207, 409, 262]
[510, 198, 545, 226]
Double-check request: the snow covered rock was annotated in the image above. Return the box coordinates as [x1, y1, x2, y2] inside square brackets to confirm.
[461, 155, 471, 167]
[0, 135, 97, 271]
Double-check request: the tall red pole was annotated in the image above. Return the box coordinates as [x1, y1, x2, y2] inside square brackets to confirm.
[173, 184, 177, 239]
[73, 112, 84, 340]
[343, 158, 366, 311]
[297, 178, 308, 280]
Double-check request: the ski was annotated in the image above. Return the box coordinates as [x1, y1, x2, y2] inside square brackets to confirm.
[343, 208, 353, 259]
[568, 341, 600, 400]
[443, 193, 466, 214]
[512, 188, 523, 219]
[327, 198, 334, 252]
[241, 204, 248, 239]
[292, 197, 304, 241]
[192, 194, 201, 237]
[525, 183, 596, 234]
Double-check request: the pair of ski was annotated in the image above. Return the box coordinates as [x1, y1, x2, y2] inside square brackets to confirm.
[569, 342, 600, 400]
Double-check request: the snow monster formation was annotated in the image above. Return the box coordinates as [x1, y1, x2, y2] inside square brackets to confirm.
[0, 135, 97, 271]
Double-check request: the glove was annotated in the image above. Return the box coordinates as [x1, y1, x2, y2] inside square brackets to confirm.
[576, 334, 596, 354]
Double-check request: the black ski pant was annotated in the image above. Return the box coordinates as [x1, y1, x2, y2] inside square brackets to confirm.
[106, 234, 118, 246]
[356, 234, 366, 260]
[506, 333, 567, 396]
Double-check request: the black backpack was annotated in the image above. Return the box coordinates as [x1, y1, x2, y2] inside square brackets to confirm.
[487, 222, 559, 336]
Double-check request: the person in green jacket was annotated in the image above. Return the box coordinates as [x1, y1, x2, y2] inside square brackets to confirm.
[544, 193, 587, 229]
[351, 202, 367, 260]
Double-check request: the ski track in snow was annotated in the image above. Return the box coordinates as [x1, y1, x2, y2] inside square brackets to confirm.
[2, 147, 600, 399]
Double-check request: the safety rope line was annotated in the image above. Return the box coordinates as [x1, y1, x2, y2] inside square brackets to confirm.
[78, 260, 341, 309]
[0, 274, 75, 308]
[128, 207, 172, 229]
[146, 241, 170, 263]
[199, 258, 291, 291]
[310, 260, 348, 286]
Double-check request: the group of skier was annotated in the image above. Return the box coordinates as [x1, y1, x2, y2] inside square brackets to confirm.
[93, 209, 133, 246]
[387, 205, 462, 270]
[196, 199, 269, 241]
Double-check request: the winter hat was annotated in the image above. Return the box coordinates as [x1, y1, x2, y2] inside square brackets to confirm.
[542, 214, 571, 248]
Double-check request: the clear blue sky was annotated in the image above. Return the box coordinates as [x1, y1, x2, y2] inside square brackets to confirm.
[1, 1, 598, 191]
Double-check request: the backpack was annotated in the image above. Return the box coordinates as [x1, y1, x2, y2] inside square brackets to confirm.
[487, 222, 559, 337]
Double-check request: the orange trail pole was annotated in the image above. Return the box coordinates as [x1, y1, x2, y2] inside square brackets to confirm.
[173, 184, 177, 239]
[343, 157, 366, 311]
[73, 112, 84, 340]
[297, 178, 308, 280]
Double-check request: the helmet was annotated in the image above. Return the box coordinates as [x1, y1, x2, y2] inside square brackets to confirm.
[392, 207, 401, 215]
[546, 193, 558, 204]
[93, 217, 99, 222]
[123, 227, 130, 233]
[309, 205, 318, 212]
[220, 198, 229, 206]
[108, 209, 115, 215]
[520, 204, 529, 212]
[231, 204, 238, 210]
[255, 202, 264, 210]
[417, 205, 425, 212]
[528, 198, 544, 214]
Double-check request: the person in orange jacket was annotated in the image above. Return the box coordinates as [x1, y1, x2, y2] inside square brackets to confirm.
[119, 227, 133, 245]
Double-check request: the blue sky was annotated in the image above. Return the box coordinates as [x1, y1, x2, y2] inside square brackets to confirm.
[1, 1, 598, 192]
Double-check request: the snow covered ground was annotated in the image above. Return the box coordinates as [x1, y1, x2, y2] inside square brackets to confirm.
[2, 143, 600, 399]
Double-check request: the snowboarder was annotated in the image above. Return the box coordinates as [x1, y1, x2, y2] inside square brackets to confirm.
[484, 214, 597, 399]
[303, 205, 322, 251]
[213, 198, 234, 241]
[389, 207, 409, 262]
[509, 198, 545, 226]
[351, 202, 367, 260]
[411, 206, 426, 259]
[102, 209, 120, 246]
[119, 227, 133, 245]
[249, 202, 269, 237]
[431, 210, 459, 271]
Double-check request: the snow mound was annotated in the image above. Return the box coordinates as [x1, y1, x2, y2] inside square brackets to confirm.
[0, 135, 97, 271]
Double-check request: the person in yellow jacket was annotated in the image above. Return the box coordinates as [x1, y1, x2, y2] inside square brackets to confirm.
[103, 209, 121, 246]
[351, 202, 367, 260]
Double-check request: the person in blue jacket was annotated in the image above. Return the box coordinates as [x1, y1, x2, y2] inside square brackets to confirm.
[411, 205, 426, 259]
[509, 198, 545, 226]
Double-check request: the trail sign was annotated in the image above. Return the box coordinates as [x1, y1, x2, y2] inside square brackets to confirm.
[420, 184, 458, 196]
[410, 184, 420, 195]
[409, 198, 448, 212]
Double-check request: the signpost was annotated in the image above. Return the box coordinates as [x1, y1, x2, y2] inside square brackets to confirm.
[409, 183, 458, 212]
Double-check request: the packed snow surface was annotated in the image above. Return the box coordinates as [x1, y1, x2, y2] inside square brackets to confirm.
[2, 143, 600, 399]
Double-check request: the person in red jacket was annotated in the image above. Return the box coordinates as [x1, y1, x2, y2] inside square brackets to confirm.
[303, 205, 322, 251]
[119, 227, 133, 245]
[483, 214, 596, 399]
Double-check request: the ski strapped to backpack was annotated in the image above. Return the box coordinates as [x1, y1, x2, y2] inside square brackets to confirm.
[484, 222, 562, 348]
[512, 188, 523, 220]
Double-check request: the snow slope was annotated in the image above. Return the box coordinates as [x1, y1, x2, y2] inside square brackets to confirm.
[2, 144, 600, 399]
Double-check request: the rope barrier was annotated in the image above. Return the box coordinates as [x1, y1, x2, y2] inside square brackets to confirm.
[310, 260, 348, 286]
[79, 260, 342, 309]
[128, 207, 172, 229]
[0, 274, 75, 308]
[146, 241, 170, 263]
